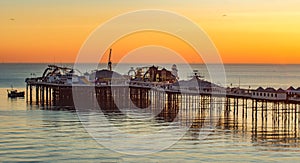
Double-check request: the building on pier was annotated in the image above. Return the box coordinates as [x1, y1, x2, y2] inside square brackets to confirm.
[287, 86, 300, 97]
[25, 65, 83, 85]
[171, 73, 225, 94]
[251, 87, 287, 100]
[94, 69, 127, 85]
[226, 87, 251, 95]
[128, 65, 178, 84]
[171, 64, 179, 80]
[286, 86, 300, 101]
[142, 65, 177, 83]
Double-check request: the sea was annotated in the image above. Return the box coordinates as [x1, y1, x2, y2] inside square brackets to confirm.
[1, 63, 300, 162]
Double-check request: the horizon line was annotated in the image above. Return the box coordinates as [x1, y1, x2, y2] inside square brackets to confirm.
[1, 62, 300, 65]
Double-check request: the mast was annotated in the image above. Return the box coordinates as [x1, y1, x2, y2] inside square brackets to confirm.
[108, 48, 112, 71]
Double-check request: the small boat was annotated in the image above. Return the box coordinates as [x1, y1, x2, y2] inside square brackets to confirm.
[7, 86, 25, 98]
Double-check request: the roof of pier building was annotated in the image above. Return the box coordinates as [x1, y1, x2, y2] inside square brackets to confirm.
[254, 87, 286, 93]
[287, 86, 295, 91]
[287, 86, 300, 93]
[256, 87, 265, 92]
[172, 77, 220, 89]
[94, 69, 125, 82]
[289, 86, 300, 91]
[265, 87, 276, 92]
[277, 88, 286, 93]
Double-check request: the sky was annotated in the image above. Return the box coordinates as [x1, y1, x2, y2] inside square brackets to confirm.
[1, 0, 300, 64]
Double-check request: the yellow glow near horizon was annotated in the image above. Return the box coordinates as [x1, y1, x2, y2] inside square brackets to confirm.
[1, 1, 300, 63]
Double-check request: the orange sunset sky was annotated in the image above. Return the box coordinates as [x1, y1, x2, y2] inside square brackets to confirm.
[1, 0, 300, 64]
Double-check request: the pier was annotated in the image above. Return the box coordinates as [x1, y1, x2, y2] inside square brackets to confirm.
[25, 78, 300, 109]
[26, 80, 300, 147]
[25, 64, 300, 148]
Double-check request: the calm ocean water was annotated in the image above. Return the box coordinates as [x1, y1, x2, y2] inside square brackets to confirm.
[1, 63, 300, 89]
[1, 63, 300, 162]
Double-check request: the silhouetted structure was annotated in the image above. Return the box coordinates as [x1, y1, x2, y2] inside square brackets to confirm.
[141, 65, 177, 83]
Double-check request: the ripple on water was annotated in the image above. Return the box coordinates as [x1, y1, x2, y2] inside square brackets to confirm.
[1, 89, 300, 161]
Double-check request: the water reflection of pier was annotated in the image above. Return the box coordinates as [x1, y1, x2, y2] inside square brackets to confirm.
[26, 84, 300, 148]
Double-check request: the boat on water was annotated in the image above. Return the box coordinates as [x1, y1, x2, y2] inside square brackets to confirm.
[7, 86, 25, 98]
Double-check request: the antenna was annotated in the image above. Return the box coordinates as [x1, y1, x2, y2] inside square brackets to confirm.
[108, 48, 112, 71]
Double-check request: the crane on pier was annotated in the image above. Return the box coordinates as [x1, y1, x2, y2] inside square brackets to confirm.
[108, 48, 112, 71]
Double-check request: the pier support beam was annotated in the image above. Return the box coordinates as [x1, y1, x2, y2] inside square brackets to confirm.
[36, 85, 39, 105]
